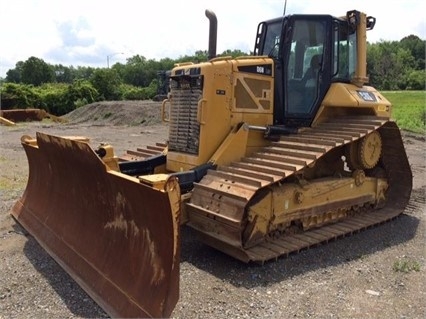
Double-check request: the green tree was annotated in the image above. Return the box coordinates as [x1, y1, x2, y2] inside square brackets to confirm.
[367, 41, 415, 90]
[177, 50, 209, 63]
[219, 49, 250, 58]
[5, 61, 24, 83]
[406, 70, 426, 90]
[52, 64, 75, 83]
[66, 79, 99, 109]
[157, 57, 175, 71]
[400, 35, 426, 70]
[90, 68, 123, 100]
[35, 83, 69, 114]
[21, 56, 55, 86]
[145, 78, 159, 99]
[73, 65, 96, 80]
[121, 83, 148, 100]
[121, 55, 148, 87]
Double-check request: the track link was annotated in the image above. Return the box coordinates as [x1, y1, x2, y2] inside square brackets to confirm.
[187, 117, 413, 263]
[118, 142, 167, 161]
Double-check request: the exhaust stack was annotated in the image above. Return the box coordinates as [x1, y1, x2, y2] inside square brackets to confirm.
[205, 9, 217, 60]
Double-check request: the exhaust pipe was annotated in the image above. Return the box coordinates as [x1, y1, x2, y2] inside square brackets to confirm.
[205, 9, 217, 60]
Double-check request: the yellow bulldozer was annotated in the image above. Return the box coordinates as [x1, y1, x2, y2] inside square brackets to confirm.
[11, 9, 412, 318]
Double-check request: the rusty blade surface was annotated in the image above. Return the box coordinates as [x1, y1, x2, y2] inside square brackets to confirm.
[0, 109, 48, 122]
[11, 132, 180, 318]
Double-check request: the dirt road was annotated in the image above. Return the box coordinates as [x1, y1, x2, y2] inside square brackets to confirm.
[0, 102, 425, 319]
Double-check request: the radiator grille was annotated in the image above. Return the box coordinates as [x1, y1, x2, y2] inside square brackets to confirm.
[168, 76, 202, 155]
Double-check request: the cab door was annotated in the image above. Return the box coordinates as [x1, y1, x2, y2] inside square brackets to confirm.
[282, 16, 332, 127]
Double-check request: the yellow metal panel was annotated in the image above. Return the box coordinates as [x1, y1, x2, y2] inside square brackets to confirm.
[167, 152, 205, 172]
[313, 83, 391, 125]
[209, 123, 249, 166]
[167, 57, 275, 171]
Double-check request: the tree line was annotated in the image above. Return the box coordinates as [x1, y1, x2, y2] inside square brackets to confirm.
[367, 35, 424, 90]
[0, 35, 424, 116]
[0, 49, 247, 115]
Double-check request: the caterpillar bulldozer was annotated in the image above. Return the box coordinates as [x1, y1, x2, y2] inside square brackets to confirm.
[11, 9, 412, 319]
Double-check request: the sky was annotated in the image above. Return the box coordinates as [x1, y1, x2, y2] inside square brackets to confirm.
[0, 0, 425, 78]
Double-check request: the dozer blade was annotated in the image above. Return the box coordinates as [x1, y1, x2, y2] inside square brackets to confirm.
[0, 108, 63, 123]
[11, 132, 181, 318]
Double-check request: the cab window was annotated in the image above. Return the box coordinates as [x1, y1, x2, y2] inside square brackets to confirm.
[286, 19, 326, 114]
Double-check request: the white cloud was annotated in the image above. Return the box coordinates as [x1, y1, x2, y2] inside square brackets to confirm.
[1, 0, 424, 77]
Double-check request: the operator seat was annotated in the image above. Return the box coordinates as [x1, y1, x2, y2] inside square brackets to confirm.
[303, 54, 322, 88]
[287, 54, 323, 114]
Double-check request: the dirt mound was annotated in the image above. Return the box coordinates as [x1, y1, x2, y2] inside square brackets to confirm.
[62, 100, 163, 126]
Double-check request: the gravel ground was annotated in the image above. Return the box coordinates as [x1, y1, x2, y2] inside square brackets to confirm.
[0, 101, 425, 319]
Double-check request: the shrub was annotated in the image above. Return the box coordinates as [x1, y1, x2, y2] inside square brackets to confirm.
[90, 69, 123, 100]
[66, 79, 99, 109]
[35, 83, 72, 115]
[393, 258, 421, 273]
[0, 82, 41, 109]
[121, 84, 147, 100]
[406, 70, 426, 90]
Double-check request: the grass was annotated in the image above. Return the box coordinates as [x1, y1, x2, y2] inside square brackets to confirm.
[382, 91, 426, 134]
[393, 258, 421, 273]
[41, 118, 55, 124]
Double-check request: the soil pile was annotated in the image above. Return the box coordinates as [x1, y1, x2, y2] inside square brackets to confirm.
[62, 100, 163, 126]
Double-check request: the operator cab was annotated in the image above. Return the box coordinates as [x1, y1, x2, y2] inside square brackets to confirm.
[254, 12, 359, 127]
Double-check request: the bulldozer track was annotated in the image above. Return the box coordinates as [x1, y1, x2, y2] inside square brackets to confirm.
[187, 117, 413, 263]
[403, 187, 426, 215]
[118, 142, 167, 161]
